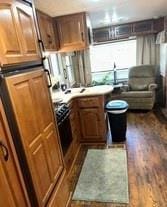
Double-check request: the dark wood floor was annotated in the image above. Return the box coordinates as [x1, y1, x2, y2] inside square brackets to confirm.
[68, 111, 167, 207]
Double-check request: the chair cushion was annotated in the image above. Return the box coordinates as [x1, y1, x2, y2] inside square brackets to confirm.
[129, 65, 156, 78]
[129, 82, 148, 91]
[128, 65, 156, 91]
[121, 91, 153, 98]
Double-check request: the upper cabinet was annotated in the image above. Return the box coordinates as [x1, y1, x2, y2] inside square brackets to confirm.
[93, 27, 111, 43]
[114, 24, 132, 39]
[132, 20, 153, 35]
[0, 0, 40, 67]
[55, 12, 89, 52]
[164, 16, 167, 31]
[93, 18, 164, 43]
[36, 10, 59, 51]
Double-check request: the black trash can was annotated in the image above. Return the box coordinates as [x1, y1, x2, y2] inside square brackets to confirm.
[105, 100, 128, 142]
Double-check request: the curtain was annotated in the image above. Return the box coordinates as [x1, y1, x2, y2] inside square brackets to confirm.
[136, 34, 160, 65]
[156, 31, 167, 44]
[72, 49, 92, 86]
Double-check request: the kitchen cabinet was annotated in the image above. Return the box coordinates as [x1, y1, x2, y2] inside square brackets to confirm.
[78, 96, 106, 142]
[92, 18, 164, 43]
[132, 20, 153, 35]
[4, 69, 64, 207]
[93, 27, 111, 43]
[36, 10, 59, 51]
[114, 24, 132, 39]
[56, 12, 89, 52]
[0, 99, 30, 207]
[164, 16, 167, 31]
[0, 0, 40, 67]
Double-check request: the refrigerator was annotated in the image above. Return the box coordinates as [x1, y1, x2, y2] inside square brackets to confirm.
[0, 2, 64, 207]
[0, 62, 64, 207]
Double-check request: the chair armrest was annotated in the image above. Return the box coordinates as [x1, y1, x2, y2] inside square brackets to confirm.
[149, 83, 157, 91]
[121, 85, 129, 92]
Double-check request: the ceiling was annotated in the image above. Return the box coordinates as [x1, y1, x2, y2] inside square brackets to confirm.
[34, 0, 167, 28]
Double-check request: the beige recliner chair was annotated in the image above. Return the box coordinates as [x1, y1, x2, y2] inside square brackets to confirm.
[120, 65, 157, 110]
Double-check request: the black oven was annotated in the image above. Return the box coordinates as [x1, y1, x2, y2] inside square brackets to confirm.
[55, 104, 72, 156]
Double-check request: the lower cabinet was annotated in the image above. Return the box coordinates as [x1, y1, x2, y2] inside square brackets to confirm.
[77, 96, 106, 142]
[0, 99, 30, 207]
[79, 108, 104, 141]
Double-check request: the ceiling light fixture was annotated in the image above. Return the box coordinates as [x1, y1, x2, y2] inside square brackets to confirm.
[111, 12, 119, 23]
[104, 12, 111, 24]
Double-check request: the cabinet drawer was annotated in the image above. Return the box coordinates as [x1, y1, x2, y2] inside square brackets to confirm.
[78, 97, 101, 108]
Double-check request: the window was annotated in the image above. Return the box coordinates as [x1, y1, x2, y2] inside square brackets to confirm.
[49, 54, 60, 77]
[90, 39, 136, 84]
[64, 55, 75, 86]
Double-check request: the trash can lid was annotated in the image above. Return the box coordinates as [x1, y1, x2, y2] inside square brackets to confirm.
[105, 100, 128, 111]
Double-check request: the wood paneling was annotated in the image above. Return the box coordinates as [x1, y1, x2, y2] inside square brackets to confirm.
[5, 69, 63, 207]
[0, 0, 40, 67]
[0, 99, 30, 207]
[56, 12, 88, 52]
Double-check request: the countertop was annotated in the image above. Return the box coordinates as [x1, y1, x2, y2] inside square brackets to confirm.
[51, 85, 113, 103]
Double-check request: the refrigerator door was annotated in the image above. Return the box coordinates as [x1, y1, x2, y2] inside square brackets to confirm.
[1, 68, 64, 207]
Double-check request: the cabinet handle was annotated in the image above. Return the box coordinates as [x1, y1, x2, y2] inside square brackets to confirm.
[38, 39, 45, 51]
[81, 32, 84, 42]
[44, 69, 52, 88]
[0, 141, 9, 162]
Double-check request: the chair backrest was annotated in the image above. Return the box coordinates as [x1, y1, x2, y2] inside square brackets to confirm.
[128, 65, 156, 91]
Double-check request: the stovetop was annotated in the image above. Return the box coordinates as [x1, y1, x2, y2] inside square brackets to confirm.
[54, 103, 69, 124]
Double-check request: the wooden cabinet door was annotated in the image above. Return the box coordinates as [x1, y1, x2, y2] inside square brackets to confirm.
[164, 16, 167, 31]
[5, 69, 63, 207]
[56, 12, 88, 52]
[0, 99, 30, 207]
[93, 27, 111, 43]
[0, 0, 23, 66]
[114, 24, 132, 39]
[0, 0, 40, 67]
[14, 1, 40, 62]
[132, 20, 153, 35]
[79, 108, 104, 141]
[37, 10, 57, 51]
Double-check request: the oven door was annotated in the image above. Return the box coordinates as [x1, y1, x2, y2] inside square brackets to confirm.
[58, 112, 72, 156]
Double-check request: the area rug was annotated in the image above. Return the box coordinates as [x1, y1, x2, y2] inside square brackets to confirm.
[72, 148, 129, 203]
